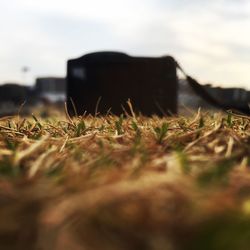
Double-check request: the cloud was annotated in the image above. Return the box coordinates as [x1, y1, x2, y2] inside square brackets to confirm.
[0, 0, 250, 89]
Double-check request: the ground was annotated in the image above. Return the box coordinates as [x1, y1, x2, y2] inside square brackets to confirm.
[0, 109, 249, 250]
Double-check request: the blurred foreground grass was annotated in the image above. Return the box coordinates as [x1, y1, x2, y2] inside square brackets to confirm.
[0, 109, 250, 250]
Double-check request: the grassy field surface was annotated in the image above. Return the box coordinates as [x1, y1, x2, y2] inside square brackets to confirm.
[0, 109, 250, 250]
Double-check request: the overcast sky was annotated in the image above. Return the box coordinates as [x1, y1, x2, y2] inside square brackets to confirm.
[1, 0, 250, 89]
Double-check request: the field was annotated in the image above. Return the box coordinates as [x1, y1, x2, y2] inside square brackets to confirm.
[0, 108, 250, 250]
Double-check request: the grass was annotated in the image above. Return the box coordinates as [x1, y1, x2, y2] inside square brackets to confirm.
[0, 108, 249, 250]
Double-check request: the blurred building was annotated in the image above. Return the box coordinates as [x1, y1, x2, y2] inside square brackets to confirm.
[0, 77, 66, 116]
[178, 79, 250, 113]
[35, 77, 66, 103]
[0, 83, 33, 115]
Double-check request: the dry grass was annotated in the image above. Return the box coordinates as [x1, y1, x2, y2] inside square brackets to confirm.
[0, 108, 249, 250]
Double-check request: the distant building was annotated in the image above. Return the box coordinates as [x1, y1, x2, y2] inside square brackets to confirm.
[0, 83, 32, 115]
[35, 77, 66, 103]
[178, 79, 250, 113]
[0, 77, 66, 116]
[0, 83, 30, 103]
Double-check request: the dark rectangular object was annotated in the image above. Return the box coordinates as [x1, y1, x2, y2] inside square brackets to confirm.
[67, 52, 178, 116]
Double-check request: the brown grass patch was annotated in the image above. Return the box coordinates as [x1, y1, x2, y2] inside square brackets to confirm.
[0, 110, 249, 250]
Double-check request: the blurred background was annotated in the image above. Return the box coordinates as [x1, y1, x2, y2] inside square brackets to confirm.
[0, 0, 250, 115]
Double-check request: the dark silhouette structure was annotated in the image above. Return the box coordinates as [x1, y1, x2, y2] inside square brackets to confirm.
[67, 51, 250, 116]
[0, 83, 34, 116]
[0, 84, 30, 104]
[67, 52, 178, 116]
[0, 79, 66, 116]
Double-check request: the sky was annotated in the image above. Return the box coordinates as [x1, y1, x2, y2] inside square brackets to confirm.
[1, 0, 250, 89]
